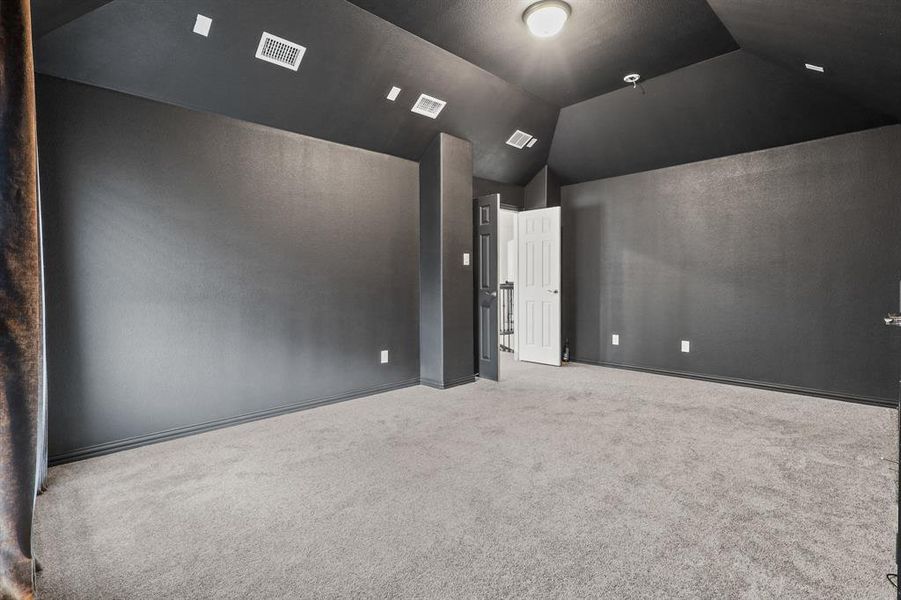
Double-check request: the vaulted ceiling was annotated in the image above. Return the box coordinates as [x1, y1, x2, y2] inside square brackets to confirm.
[345, 0, 738, 106]
[32, 0, 558, 185]
[31, 0, 901, 186]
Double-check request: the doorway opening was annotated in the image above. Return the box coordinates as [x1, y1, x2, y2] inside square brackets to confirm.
[474, 194, 561, 382]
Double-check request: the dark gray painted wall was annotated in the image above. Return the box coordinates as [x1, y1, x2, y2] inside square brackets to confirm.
[420, 134, 475, 388]
[473, 177, 523, 211]
[37, 76, 421, 460]
[524, 166, 561, 211]
[440, 136, 475, 386]
[419, 136, 444, 386]
[562, 125, 901, 404]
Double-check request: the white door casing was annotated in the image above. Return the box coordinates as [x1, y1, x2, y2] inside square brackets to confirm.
[517, 207, 561, 366]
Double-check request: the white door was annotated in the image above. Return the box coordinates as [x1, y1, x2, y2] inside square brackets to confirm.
[517, 207, 561, 366]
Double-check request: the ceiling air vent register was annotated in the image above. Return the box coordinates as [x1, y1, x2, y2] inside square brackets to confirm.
[411, 93, 447, 119]
[255, 32, 306, 71]
[506, 130, 534, 149]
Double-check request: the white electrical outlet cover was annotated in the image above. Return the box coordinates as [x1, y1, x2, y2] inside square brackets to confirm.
[380, 350, 389, 364]
[463, 253, 470, 266]
[681, 340, 691, 353]
[611, 334, 620, 346]
[193, 14, 212, 36]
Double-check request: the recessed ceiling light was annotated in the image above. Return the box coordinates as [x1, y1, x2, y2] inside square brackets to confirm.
[804, 63, 825, 73]
[386, 86, 402, 101]
[523, 1, 571, 38]
[193, 14, 212, 37]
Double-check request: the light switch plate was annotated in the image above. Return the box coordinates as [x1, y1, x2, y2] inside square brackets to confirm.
[463, 253, 470, 266]
[681, 340, 691, 353]
[380, 350, 389, 364]
[193, 14, 212, 36]
[611, 334, 620, 346]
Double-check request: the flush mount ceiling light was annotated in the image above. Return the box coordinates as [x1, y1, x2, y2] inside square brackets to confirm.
[523, 1, 571, 38]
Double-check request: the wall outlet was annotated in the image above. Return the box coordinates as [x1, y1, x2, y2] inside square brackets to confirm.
[681, 340, 691, 353]
[380, 350, 389, 364]
[611, 334, 620, 346]
[463, 252, 470, 266]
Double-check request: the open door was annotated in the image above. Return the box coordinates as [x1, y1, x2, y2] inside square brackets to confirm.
[517, 207, 561, 366]
[474, 194, 499, 380]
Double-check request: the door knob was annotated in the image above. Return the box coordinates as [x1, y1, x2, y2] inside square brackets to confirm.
[547, 289, 559, 294]
[490, 291, 498, 297]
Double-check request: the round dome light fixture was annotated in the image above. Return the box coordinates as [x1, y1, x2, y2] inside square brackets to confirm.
[523, 1, 571, 38]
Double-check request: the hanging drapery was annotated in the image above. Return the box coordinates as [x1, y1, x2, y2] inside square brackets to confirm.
[0, 0, 43, 597]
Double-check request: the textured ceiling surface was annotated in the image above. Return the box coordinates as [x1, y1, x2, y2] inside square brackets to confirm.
[30, 0, 113, 38]
[549, 50, 895, 184]
[347, 0, 739, 106]
[31, 0, 901, 186]
[707, 0, 901, 121]
[32, 0, 558, 185]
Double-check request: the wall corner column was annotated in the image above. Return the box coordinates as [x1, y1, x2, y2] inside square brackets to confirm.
[419, 133, 474, 389]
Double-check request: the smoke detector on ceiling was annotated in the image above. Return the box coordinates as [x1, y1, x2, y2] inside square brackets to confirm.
[255, 32, 306, 71]
[506, 130, 534, 149]
[411, 93, 447, 119]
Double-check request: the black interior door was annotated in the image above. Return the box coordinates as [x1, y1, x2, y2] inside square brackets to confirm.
[474, 194, 499, 381]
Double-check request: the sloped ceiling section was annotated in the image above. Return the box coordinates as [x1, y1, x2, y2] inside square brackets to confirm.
[549, 50, 896, 184]
[32, 0, 558, 185]
[707, 0, 901, 121]
[347, 0, 738, 107]
[30, 0, 114, 39]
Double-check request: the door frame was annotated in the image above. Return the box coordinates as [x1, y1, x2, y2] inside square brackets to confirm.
[473, 193, 499, 381]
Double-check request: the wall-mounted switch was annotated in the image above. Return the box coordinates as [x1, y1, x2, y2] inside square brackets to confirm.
[681, 340, 691, 353]
[611, 334, 620, 346]
[380, 350, 389, 364]
[463, 253, 470, 266]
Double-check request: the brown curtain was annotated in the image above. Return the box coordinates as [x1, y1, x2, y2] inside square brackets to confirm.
[0, 0, 42, 598]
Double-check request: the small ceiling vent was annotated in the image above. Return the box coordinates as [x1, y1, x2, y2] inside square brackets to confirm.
[255, 32, 306, 71]
[506, 130, 533, 149]
[411, 93, 447, 119]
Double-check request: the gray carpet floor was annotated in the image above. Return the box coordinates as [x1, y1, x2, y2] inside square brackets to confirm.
[35, 357, 897, 599]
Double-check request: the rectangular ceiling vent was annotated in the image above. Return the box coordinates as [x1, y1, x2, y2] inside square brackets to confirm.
[255, 32, 306, 71]
[411, 93, 447, 119]
[506, 130, 533, 149]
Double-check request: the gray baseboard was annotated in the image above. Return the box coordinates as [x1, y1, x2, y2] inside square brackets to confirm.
[571, 357, 894, 408]
[48, 376, 421, 466]
[420, 374, 476, 390]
